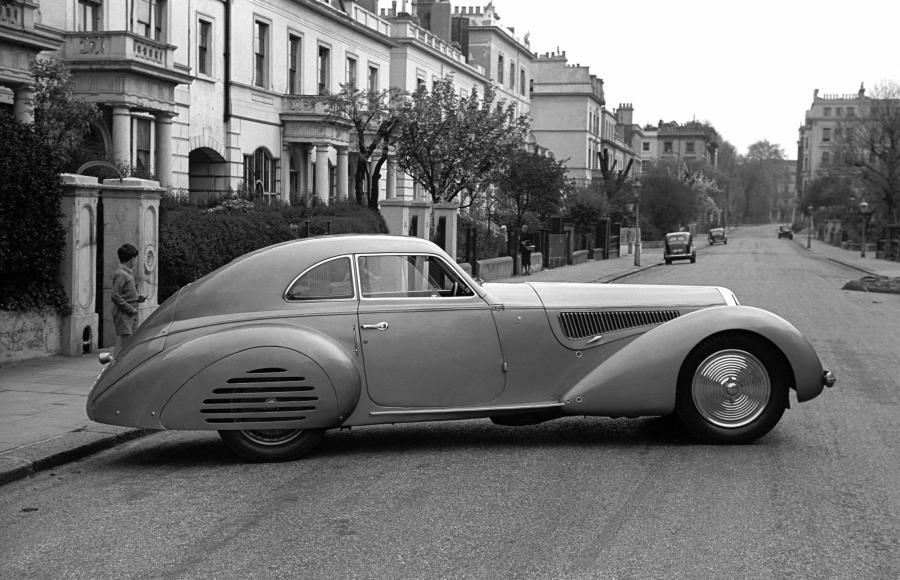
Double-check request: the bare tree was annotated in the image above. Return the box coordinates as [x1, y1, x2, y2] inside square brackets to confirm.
[836, 81, 900, 223]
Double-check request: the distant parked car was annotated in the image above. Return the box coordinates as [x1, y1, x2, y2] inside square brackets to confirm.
[664, 232, 696, 264]
[708, 228, 727, 245]
[778, 225, 794, 240]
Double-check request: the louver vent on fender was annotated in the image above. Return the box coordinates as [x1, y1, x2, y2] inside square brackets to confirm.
[558, 310, 680, 340]
[200, 367, 319, 424]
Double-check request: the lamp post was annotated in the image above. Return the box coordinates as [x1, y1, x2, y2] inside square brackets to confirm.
[632, 180, 642, 267]
[807, 205, 813, 249]
[859, 199, 871, 258]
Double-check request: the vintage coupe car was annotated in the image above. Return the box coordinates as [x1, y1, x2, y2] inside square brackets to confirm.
[87, 235, 835, 462]
[663, 232, 697, 264]
[778, 225, 794, 240]
[708, 228, 727, 245]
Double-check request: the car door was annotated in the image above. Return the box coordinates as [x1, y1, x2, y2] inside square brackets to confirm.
[355, 253, 506, 408]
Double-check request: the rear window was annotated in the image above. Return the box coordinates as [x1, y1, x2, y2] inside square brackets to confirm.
[667, 234, 688, 242]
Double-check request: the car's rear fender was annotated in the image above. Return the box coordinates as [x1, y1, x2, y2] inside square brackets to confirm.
[560, 305, 827, 417]
[87, 323, 361, 430]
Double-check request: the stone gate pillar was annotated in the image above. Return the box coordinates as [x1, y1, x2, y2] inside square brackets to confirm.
[433, 202, 459, 260]
[99, 178, 162, 348]
[59, 174, 101, 356]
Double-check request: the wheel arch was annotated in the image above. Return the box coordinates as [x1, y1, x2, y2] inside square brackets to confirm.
[560, 305, 826, 417]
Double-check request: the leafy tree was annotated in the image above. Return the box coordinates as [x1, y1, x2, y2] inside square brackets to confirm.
[638, 166, 700, 237]
[493, 147, 568, 232]
[736, 140, 785, 223]
[30, 56, 99, 172]
[0, 113, 68, 311]
[395, 77, 530, 205]
[834, 81, 900, 223]
[328, 85, 405, 209]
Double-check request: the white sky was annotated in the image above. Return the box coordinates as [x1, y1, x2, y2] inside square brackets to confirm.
[437, 0, 900, 158]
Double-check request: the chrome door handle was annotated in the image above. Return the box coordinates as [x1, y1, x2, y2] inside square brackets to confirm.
[361, 322, 389, 331]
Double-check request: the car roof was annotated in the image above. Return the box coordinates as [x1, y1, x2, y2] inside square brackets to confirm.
[172, 234, 452, 319]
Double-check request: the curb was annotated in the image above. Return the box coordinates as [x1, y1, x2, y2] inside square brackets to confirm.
[0, 428, 151, 487]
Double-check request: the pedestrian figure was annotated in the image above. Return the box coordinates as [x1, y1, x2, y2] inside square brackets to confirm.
[111, 243, 145, 351]
[519, 231, 534, 275]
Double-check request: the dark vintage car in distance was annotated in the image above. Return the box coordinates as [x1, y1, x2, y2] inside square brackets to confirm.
[664, 232, 697, 264]
[778, 225, 794, 240]
[708, 228, 727, 245]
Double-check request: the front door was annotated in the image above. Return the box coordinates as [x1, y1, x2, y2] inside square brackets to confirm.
[356, 253, 506, 408]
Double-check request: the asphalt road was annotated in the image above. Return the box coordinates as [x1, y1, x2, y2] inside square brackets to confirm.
[2, 225, 898, 579]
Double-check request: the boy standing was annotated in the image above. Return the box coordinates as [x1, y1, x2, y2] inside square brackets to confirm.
[111, 244, 145, 351]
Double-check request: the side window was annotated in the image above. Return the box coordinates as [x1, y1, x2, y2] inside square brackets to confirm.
[358, 255, 474, 299]
[286, 257, 353, 300]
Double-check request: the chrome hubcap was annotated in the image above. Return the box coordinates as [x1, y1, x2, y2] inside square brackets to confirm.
[692, 349, 770, 428]
[241, 429, 305, 446]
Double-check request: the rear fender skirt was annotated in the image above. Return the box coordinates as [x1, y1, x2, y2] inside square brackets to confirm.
[88, 324, 361, 430]
[560, 305, 826, 416]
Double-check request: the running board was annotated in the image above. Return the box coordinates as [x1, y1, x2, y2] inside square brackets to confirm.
[369, 401, 564, 417]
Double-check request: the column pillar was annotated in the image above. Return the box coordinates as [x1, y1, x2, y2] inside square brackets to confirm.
[111, 106, 132, 168]
[281, 140, 292, 205]
[13, 85, 34, 124]
[336, 146, 349, 201]
[386, 155, 397, 200]
[154, 113, 174, 188]
[315, 144, 330, 204]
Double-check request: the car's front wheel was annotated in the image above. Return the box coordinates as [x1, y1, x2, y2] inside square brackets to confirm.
[675, 334, 788, 443]
[219, 428, 325, 462]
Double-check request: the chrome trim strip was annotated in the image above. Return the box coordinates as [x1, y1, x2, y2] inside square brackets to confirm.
[369, 401, 564, 417]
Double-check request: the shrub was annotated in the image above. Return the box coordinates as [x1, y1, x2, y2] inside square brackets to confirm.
[0, 113, 68, 312]
[158, 198, 388, 302]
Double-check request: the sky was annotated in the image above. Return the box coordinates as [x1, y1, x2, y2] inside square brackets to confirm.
[437, 0, 899, 157]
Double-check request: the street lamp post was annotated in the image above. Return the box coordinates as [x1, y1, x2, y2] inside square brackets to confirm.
[859, 199, 871, 258]
[633, 181, 642, 267]
[807, 205, 813, 249]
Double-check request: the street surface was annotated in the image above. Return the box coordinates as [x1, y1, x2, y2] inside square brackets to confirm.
[1, 225, 898, 579]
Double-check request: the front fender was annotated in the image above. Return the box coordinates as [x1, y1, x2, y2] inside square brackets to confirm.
[561, 305, 826, 417]
[87, 323, 361, 430]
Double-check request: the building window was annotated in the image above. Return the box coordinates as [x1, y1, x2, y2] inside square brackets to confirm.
[509, 62, 515, 89]
[822, 151, 830, 164]
[642, 141, 650, 152]
[519, 69, 526, 95]
[244, 148, 278, 199]
[686, 141, 695, 154]
[823, 107, 831, 117]
[836, 107, 843, 117]
[822, 127, 831, 142]
[318, 45, 331, 94]
[134, 0, 165, 41]
[847, 107, 855, 117]
[368, 65, 379, 92]
[498, 54, 504, 84]
[416, 76, 426, 91]
[134, 117, 152, 177]
[77, 0, 102, 31]
[253, 20, 269, 88]
[663, 141, 673, 153]
[346, 56, 357, 89]
[198, 20, 212, 76]
[288, 35, 302, 95]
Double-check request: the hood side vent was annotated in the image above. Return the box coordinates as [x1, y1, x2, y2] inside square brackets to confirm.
[558, 310, 680, 340]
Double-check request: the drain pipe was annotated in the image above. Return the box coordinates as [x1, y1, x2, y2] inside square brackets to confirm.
[224, 0, 232, 123]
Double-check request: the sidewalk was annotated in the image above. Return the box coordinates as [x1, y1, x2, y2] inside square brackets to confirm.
[2, 235, 898, 486]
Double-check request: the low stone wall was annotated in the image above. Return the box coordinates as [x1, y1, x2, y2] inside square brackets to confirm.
[572, 250, 589, 264]
[475, 256, 514, 281]
[0, 309, 62, 363]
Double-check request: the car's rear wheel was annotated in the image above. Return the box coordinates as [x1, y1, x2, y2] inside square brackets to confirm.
[219, 428, 325, 462]
[675, 334, 788, 443]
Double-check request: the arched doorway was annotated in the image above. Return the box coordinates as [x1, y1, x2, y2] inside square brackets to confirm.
[188, 146, 228, 205]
